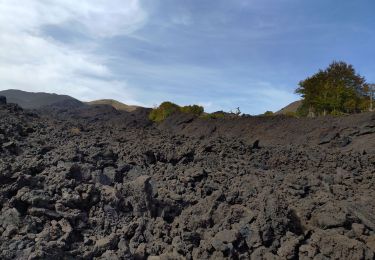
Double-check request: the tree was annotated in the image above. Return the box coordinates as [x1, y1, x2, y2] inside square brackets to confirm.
[235, 107, 241, 116]
[296, 61, 367, 116]
[367, 84, 375, 112]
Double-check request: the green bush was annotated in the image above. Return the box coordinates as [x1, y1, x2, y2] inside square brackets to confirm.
[330, 110, 346, 116]
[148, 101, 180, 122]
[296, 104, 309, 117]
[284, 111, 298, 117]
[200, 111, 226, 119]
[180, 105, 204, 116]
[149, 102, 204, 122]
[263, 111, 274, 116]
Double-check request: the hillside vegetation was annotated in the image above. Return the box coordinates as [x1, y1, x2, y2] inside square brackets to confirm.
[86, 99, 140, 112]
[149, 102, 204, 122]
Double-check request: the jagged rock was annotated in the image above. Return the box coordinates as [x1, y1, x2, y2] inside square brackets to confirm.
[121, 175, 154, 217]
[2, 141, 19, 154]
[277, 232, 303, 259]
[181, 231, 201, 246]
[179, 167, 207, 183]
[58, 218, 73, 241]
[249, 191, 290, 249]
[211, 229, 238, 253]
[0, 96, 6, 105]
[347, 203, 375, 231]
[2, 225, 17, 238]
[299, 243, 318, 259]
[102, 167, 117, 184]
[319, 131, 339, 144]
[358, 124, 375, 136]
[148, 253, 185, 260]
[250, 247, 280, 260]
[366, 235, 375, 252]
[95, 234, 119, 252]
[252, 140, 260, 149]
[309, 230, 374, 259]
[0, 208, 21, 228]
[28, 207, 62, 219]
[351, 223, 365, 237]
[311, 202, 348, 229]
[99, 250, 120, 259]
[0, 94, 375, 259]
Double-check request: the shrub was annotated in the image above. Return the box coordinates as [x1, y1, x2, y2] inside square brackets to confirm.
[263, 111, 274, 116]
[200, 111, 226, 119]
[330, 110, 346, 116]
[180, 105, 204, 116]
[149, 102, 204, 122]
[148, 101, 180, 122]
[284, 111, 298, 118]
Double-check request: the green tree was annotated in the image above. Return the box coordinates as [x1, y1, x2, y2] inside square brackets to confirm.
[296, 61, 367, 116]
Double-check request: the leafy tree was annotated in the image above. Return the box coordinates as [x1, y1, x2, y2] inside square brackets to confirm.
[364, 83, 375, 111]
[296, 61, 368, 116]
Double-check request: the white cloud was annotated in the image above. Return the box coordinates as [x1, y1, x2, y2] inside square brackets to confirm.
[0, 0, 147, 104]
[0, 0, 147, 37]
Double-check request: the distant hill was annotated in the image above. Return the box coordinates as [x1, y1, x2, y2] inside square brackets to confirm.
[0, 89, 83, 109]
[86, 99, 141, 112]
[276, 100, 302, 115]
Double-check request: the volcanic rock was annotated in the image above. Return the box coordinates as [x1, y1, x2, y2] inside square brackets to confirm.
[0, 100, 374, 259]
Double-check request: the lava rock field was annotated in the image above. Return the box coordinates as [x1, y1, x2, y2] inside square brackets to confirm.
[1, 97, 375, 259]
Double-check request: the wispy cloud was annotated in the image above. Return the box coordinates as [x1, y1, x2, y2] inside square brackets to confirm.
[0, 0, 147, 105]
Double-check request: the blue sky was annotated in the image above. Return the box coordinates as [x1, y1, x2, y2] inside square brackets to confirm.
[0, 0, 374, 114]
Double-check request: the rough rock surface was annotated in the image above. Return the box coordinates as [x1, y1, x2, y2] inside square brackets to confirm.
[0, 103, 375, 259]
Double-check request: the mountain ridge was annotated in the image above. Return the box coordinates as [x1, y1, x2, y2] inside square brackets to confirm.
[0, 89, 83, 109]
[276, 100, 302, 114]
[0, 89, 143, 112]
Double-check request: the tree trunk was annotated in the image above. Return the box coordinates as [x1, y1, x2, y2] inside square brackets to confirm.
[370, 85, 374, 112]
[308, 105, 315, 117]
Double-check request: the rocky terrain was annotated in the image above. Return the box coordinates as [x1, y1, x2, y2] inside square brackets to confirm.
[1, 95, 375, 259]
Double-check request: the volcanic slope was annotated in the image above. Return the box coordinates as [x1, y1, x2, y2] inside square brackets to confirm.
[0, 98, 375, 259]
[0, 89, 84, 109]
